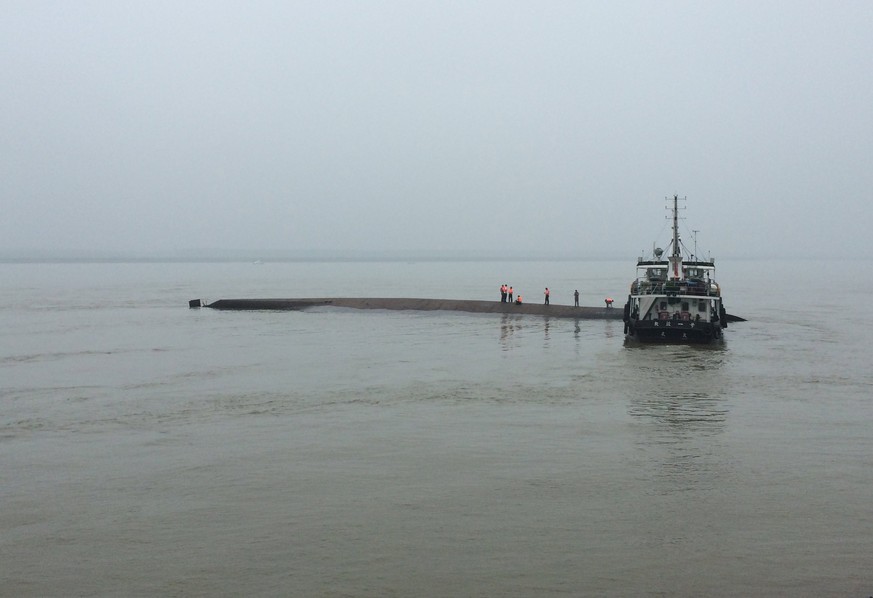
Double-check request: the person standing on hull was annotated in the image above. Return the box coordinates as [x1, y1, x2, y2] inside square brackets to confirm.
[500, 284, 506, 303]
[574, 289, 579, 307]
[508, 286, 513, 303]
[544, 287, 550, 305]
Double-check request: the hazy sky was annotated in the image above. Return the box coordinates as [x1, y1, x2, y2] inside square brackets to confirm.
[3, 1, 871, 258]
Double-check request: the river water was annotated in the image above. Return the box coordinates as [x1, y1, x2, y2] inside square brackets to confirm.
[1, 259, 870, 597]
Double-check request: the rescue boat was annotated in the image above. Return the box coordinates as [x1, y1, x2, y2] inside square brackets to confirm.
[623, 195, 729, 343]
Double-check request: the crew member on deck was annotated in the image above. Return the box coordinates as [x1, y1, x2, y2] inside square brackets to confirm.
[544, 287, 550, 305]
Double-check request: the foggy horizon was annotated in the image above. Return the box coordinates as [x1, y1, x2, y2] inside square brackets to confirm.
[3, 2, 872, 261]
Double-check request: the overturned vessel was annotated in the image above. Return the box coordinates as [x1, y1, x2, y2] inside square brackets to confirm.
[623, 195, 729, 343]
[190, 297, 622, 320]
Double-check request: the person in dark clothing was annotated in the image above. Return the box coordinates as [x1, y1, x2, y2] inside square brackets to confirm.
[574, 289, 579, 307]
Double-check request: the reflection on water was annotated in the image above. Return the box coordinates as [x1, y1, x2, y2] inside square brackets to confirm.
[621, 344, 731, 494]
[629, 390, 727, 436]
[498, 312, 524, 350]
[497, 314, 555, 350]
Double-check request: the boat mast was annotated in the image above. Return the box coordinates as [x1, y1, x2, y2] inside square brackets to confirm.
[671, 194, 680, 260]
[669, 194, 682, 280]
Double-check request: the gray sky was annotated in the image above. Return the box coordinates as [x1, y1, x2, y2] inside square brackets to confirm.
[3, 1, 872, 259]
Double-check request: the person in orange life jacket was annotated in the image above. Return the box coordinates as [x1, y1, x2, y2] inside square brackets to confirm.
[544, 287, 550, 305]
[515, 295, 523, 305]
[508, 286, 513, 302]
[500, 284, 506, 302]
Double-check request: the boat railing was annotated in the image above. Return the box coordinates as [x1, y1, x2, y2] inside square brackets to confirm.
[631, 279, 719, 297]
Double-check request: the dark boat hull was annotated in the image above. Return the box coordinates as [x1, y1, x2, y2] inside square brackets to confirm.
[625, 318, 723, 343]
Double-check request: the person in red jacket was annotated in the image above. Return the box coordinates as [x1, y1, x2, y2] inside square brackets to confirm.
[544, 287, 550, 305]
